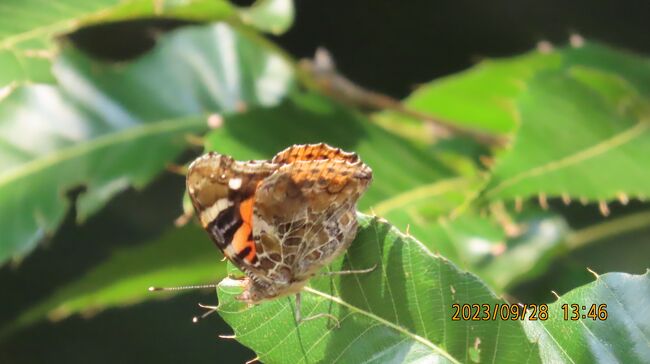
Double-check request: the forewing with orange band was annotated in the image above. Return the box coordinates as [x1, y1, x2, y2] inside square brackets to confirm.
[186, 152, 277, 276]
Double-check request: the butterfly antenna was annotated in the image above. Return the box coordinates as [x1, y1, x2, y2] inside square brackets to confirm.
[148, 283, 219, 292]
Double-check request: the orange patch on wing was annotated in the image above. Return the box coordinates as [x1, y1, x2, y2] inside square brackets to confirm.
[233, 196, 256, 263]
[240, 197, 254, 225]
[232, 224, 252, 254]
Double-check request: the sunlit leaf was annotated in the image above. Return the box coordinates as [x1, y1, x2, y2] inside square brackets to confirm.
[523, 271, 650, 363]
[0, 0, 295, 87]
[0, 23, 294, 264]
[484, 66, 650, 203]
[218, 213, 541, 364]
[236, 0, 295, 35]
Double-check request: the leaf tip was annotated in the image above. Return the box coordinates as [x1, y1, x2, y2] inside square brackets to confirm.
[245, 356, 260, 364]
[536, 40, 554, 54]
[166, 163, 188, 176]
[586, 267, 600, 279]
[538, 193, 548, 210]
[0, 81, 17, 101]
[236, 101, 248, 113]
[561, 193, 571, 205]
[174, 211, 193, 227]
[207, 113, 224, 129]
[569, 33, 585, 48]
[598, 201, 610, 217]
[479, 155, 495, 168]
[368, 207, 377, 217]
[514, 197, 523, 212]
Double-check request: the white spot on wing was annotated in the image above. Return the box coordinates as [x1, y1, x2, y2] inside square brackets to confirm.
[229, 177, 242, 190]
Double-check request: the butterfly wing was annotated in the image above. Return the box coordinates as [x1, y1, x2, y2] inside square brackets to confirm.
[187, 144, 372, 303]
[253, 144, 372, 282]
[186, 152, 278, 277]
[272, 142, 361, 165]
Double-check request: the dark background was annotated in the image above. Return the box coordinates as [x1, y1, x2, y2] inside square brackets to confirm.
[2, 1, 649, 363]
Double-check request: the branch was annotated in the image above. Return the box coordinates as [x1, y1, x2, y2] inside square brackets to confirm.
[299, 48, 507, 147]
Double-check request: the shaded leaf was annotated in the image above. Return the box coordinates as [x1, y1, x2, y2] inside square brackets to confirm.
[523, 271, 650, 364]
[218, 213, 540, 364]
[1, 224, 225, 338]
[0, 23, 294, 264]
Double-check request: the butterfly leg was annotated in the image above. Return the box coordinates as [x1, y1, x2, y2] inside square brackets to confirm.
[294, 292, 340, 328]
[192, 303, 218, 323]
[320, 264, 377, 277]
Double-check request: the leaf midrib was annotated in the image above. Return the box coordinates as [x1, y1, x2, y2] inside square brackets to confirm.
[0, 115, 205, 188]
[486, 120, 650, 199]
[302, 286, 461, 364]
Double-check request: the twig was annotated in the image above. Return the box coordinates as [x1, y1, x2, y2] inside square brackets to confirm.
[299, 48, 507, 147]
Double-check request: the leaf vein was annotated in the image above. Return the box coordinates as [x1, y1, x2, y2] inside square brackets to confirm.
[487, 121, 649, 198]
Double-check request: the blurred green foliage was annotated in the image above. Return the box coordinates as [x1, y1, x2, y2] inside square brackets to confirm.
[0, 1, 649, 363]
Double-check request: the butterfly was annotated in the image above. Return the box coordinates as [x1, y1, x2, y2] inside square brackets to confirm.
[185, 143, 372, 323]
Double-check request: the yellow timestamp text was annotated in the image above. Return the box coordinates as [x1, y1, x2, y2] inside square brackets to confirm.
[451, 303, 549, 321]
[561, 304, 608, 321]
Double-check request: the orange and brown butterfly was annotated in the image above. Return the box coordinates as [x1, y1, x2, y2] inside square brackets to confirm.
[185, 143, 372, 321]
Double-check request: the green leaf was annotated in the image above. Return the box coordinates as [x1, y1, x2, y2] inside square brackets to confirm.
[376, 194, 570, 292]
[523, 271, 650, 363]
[380, 42, 650, 150]
[380, 42, 650, 204]
[399, 51, 561, 134]
[0, 0, 295, 87]
[1, 224, 225, 338]
[441, 212, 567, 291]
[4, 79, 473, 332]
[0, 23, 294, 265]
[204, 92, 570, 292]
[217, 213, 540, 364]
[484, 68, 650, 203]
[204, 92, 457, 209]
[465, 211, 569, 291]
[236, 0, 295, 35]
